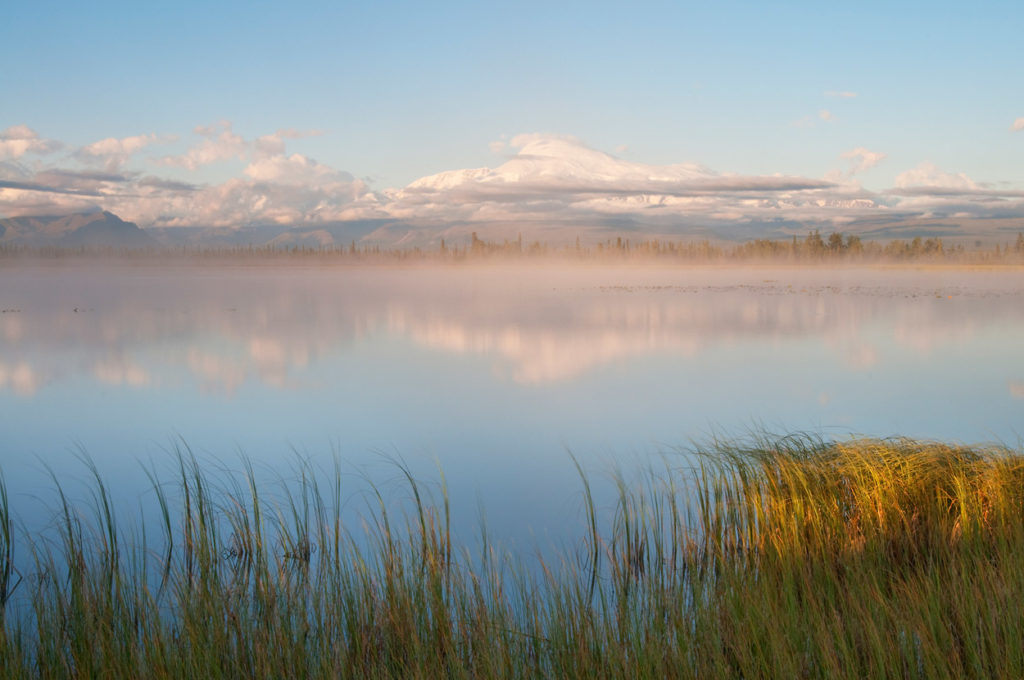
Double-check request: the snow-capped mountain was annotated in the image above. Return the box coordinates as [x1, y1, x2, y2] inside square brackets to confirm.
[405, 135, 716, 197]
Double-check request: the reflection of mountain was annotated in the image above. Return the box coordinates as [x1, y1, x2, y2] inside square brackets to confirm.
[1, 264, 1023, 395]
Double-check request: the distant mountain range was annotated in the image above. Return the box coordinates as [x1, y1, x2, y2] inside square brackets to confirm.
[0, 211, 396, 250]
[0, 211, 158, 249]
[2, 208, 1018, 251]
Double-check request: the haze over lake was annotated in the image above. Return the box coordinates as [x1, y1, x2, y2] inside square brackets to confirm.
[2, 261, 1023, 543]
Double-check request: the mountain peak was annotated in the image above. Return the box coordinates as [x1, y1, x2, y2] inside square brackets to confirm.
[0, 210, 157, 248]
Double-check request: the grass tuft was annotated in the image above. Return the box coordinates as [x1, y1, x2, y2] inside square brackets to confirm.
[1, 435, 1024, 678]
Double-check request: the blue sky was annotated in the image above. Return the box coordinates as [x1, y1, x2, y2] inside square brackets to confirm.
[2, 0, 1023, 238]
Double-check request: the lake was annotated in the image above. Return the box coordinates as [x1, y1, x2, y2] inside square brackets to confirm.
[2, 259, 1023, 548]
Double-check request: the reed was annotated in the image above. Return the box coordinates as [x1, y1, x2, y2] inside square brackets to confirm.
[1, 435, 1023, 678]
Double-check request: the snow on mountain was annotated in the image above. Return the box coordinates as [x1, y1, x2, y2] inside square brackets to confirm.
[405, 135, 715, 198]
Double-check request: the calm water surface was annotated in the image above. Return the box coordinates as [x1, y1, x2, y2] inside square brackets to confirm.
[2, 260, 1023, 545]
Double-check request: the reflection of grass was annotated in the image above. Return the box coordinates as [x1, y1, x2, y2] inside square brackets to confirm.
[2, 436, 1024, 677]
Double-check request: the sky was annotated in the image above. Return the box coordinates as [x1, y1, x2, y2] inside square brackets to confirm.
[2, 0, 1023, 240]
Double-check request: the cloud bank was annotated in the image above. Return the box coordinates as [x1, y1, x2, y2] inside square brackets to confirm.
[2, 125, 1024, 243]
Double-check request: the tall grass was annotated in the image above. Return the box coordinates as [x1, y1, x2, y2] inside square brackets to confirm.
[1, 435, 1024, 678]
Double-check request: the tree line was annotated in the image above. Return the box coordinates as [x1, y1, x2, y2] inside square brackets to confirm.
[2, 231, 1024, 263]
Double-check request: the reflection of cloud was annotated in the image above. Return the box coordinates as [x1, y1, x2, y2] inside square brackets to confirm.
[1010, 381, 1024, 399]
[248, 337, 289, 365]
[93, 357, 150, 387]
[187, 349, 247, 395]
[893, 319, 975, 354]
[2, 315, 24, 342]
[247, 337, 308, 388]
[0, 361, 41, 396]
[3, 265, 1024, 395]
[400, 318, 700, 383]
[845, 344, 878, 370]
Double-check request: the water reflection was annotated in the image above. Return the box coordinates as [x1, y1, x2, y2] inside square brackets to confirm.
[3, 261, 1024, 553]
[2, 263, 1024, 396]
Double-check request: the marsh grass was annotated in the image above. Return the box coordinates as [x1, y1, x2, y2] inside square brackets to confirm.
[1, 435, 1024, 678]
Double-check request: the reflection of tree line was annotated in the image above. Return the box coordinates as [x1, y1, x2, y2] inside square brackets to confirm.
[3, 231, 1024, 262]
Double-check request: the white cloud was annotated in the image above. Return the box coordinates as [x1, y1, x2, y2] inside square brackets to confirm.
[6, 124, 1024, 242]
[0, 125, 61, 160]
[489, 140, 506, 154]
[380, 133, 866, 236]
[159, 120, 246, 169]
[795, 109, 838, 128]
[894, 162, 977, 190]
[79, 134, 156, 157]
[254, 128, 323, 157]
[244, 152, 351, 186]
[0, 120, 378, 228]
[825, 91, 857, 98]
[75, 133, 169, 171]
[841, 147, 887, 174]
[1012, 118, 1024, 132]
[106, 169, 378, 228]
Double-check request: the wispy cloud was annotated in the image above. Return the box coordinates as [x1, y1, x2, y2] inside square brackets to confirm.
[794, 110, 836, 128]
[1012, 117, 1024, 132]
[841, 147, 887, 174]
[254, 128, 323, 157]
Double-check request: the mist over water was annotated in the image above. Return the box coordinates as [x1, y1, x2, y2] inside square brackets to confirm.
[2, 260, 1023, 545]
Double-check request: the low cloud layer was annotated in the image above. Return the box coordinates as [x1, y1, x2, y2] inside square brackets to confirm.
[0, 121, 378, 227]
[2, 124, 1024, 243]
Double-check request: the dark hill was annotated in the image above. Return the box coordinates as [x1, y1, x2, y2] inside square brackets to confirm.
[0, 211, 157, 248]
[59, 211, 158, 248]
